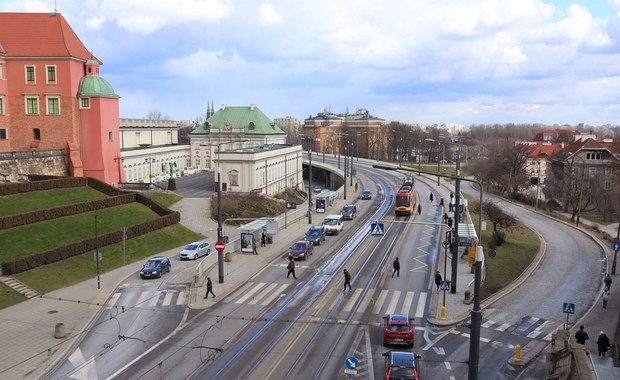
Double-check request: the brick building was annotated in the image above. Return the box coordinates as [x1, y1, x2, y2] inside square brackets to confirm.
[0, 12, 124, 185]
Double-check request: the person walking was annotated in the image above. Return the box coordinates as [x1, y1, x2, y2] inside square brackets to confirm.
[253, 241, 259, 255]
[434, 271, 442, 291]
[604, 273, 612, 290]
[574, 325, 589, 344]
[429, 193, 434, 203]
[261, 232, 266, 247]
[597, 331, 611, 356]
[287, 258, 296, 279]
[439, 198, 444, 207]
[447, 217, 453, 228]
[204, 277, 216, 298]
[392, 258, 400, 278]
[417, 204, 422, 215]
[355, 182, 358, 192]
[343, 269, 352, 293]
[602, 288, 610, 309]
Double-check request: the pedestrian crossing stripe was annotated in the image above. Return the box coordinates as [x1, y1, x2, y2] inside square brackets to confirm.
[371, 223, 385, 235]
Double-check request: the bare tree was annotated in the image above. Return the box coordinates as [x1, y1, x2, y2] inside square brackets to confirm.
[482, 201, 516, 246]
[145, 110, 171, 120]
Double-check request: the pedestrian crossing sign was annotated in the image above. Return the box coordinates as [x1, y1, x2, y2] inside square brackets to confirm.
[371, 223, 385, 235]
[439, 280, 451, 291]
[562, 302, 575, 314]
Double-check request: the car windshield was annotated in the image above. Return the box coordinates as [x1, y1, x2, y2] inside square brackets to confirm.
[292, 242, 307, 250]
[389, 324, 410, 331]
[363, 191, 371, 196]
[324, 219, 338, 226]
[144, 260, 161, 268]
[185, 244, 199, 250]
[342, 206, 353, 213]
[307, 230, 319, 237]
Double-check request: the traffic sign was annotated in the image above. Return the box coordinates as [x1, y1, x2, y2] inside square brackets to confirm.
[442, 240, 450, 249]
[614, 243, 620, 251]
[285, 201, 296, 209]
[613, 237, 620, 245]
[488, 249, 496, 258]
[371, 223, 385, 236]
[345, 356, 359, 374]
[215, 241, 225, 252]
[439, 280, 451, 291]
[562, 302, 575, 314]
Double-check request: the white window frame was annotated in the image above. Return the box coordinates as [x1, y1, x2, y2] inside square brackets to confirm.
[0, 96, 4, 115]
[25, 95, 39, 115]
[46, 95, 60, 115]
[46, 65, 57, 84]
[605, 167, 612, 176]
[25, 65, 36, 84]
[79, 97, 90, 109]
[0, 64, 3, 80]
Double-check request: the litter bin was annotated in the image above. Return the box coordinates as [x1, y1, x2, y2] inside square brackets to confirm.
[464, 290, 472, 304]
[54, 323, 65, 339]
[225, 252, 231, 262]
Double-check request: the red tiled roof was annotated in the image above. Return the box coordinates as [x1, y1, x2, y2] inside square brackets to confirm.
[0, 12, 97, 62]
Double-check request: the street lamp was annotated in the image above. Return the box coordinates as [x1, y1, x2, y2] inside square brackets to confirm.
[535, 161, 541, 209]
[425, 138, 443, 186]
[301, 135, 318, 224]
[94, 214, 101, 290]
[145, 157, 155, 186]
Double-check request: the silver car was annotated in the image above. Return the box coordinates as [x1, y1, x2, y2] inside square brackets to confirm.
[179, 241, 212, 260]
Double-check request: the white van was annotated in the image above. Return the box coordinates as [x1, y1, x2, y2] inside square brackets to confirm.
[323, 214, 344, 235]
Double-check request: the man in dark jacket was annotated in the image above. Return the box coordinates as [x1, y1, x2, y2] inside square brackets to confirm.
[343, 269, 352, 293]
[204, 277, 215, 298]
[392, 257, 400, 278]
[574, 325, 589, 344]
[434, 271, 443, 291]
[597, 331, 611, 356]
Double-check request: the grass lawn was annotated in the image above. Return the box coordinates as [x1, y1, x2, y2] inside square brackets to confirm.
[0, 282, 28, 309]
[14, 224, 203, 294]
[145, 191, 182, 208]
[0, 187, 107, 217]
[0, 203, 160, 262]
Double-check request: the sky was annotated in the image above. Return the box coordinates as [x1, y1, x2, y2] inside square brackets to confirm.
[2, 0, 620, 126]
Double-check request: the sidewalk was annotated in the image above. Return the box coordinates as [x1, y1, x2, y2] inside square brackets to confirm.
[0, 182, 361, 380]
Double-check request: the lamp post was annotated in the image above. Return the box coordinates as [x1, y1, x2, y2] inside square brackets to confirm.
[425, 138, 443, 186]
[349, 139, 354, 187]
[94, 214, 101, 290]
[145, 157, 155, 185]
[308, 137, 313, 224]
[535, 161, 541, 209]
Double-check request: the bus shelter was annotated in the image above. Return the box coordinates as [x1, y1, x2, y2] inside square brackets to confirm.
[238, 219, 279, 253]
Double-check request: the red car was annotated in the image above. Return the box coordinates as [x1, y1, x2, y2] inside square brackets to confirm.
[288, 240, 313, 260]
[383, 314, 414, 347]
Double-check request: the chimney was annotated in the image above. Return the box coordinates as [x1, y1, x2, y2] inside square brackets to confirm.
[250, 104, 256, 110]
[221, 104, 226, 110]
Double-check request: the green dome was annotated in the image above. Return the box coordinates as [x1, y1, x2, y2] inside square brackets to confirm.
[78, 76, 119, 98]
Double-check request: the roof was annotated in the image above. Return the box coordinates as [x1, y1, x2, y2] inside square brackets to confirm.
[0, 12, 96, 61]
[387, 314, 410, 324]
[191, 105, 285, 135]
[78, 75, 119, 98]
[389, 351, 416, 367]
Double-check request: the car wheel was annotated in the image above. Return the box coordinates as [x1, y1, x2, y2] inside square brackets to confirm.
[206, 249, 211, 256]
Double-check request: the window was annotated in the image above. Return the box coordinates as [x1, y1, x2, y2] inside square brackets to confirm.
[605, 167, 613, 176]
[109, 131, 113, 141]
[230, 170, 239, 186]
[0, 64, 3, 79]
[33, 128, 41, 140]
[46, 97, 60, 115]
[572, 167, 578, 175]
[586, 152, 601, 160]
[25, 65, 35, 83]
[0, 96, 4, 115]
[46, 65, 57, 84]
[605, 182, 612, 190]
[588, 168, 596, 178]
[0, 129, 6, 140]
[25, 96, 39, 115]
[80, 98, 90, 109]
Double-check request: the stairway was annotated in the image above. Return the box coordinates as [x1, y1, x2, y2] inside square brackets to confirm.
[0, 277, 40, 298]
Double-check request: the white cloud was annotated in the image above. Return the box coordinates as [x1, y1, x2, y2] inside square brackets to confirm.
[258, 3, 281, 25]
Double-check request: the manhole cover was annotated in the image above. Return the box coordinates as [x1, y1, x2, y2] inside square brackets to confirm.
[48, 310, 58, 314]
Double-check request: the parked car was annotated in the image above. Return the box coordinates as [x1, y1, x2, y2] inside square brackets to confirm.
[305, 225, 326, 245]
[313, 186, 322, 193]
[361, 190, 372, 200]
[179, 241, 212, 260]
[288, 240, 314, 260]
[140, 256, 171, 279]
[340, 204, 357, 220]
[383, 351, 421, 380]
[383, 314, 415, 347]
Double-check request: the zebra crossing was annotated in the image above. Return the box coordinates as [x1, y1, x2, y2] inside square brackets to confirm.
[223, 281, 429, 318]
[105, 287, 187, 310]
[476, 315, 554, 341]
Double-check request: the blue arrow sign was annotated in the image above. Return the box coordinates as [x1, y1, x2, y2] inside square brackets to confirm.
[345, 356, 359, 370]
[563, 302, 575, 314]
[613, 243, 620, 251]
[370, 223, 384, 236]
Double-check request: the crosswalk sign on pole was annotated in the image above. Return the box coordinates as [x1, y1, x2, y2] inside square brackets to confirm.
[562, 302, 575, 314]
[371, 223, 385, 236]
[439, 280, 451, 291]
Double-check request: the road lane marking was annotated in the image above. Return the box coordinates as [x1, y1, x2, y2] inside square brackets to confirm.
[385, 290, 401, 315]
[496, 323, 510, 332]
[415, 292, 427, 318]
[260, 284, 289, 306]
[401, 291, 415, 315]
[343, 288, 363, 311]
[373, 289, 389, 314]
[249, 283, 278, 305]
[235, 282, 266, 304]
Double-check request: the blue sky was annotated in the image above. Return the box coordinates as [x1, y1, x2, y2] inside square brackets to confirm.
[3, 0, 620, 126]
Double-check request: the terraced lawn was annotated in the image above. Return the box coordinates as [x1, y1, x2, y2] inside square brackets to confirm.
[0, 187, 107, 217]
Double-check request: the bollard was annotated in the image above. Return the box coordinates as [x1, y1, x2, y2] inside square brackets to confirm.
[54, 323, 65, 339]
[441, 305, 446, 320]
[515, 344, 521, 363]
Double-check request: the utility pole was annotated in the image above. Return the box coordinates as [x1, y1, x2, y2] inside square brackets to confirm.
[94, 214, 101, 290]
[451, 147, 460, 294]
[308, 138, 313, 224]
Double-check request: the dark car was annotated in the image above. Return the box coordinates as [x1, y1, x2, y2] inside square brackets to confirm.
[340, 204, 357, 220]
[305, 225, 326, 245]
[140, 256, 171, 279]
[383, 314, 415, 347]
[288, 240, 314, 260]
[361, 190, 372, 200]
[383, 351, 421, 380]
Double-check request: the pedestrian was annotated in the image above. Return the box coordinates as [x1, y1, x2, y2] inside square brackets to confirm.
[434, 271, 442, 291]
[392, 257, 400, 278]
[597, 331, 611, 356]
[261, 232, 266, 247]
[355, 182, 358, 192]
[440, 198, 444, 207]
[287, 258, 296, 279]
[443, 213, 449, 224]
[253, 239, 259, 255]
[449, 193, 454, 212]
[429, 193, 434, 203]
[604, 273, 612, 290]
[204, 277, 215, 298]
[574, 325, 589, 344]
[602, 289, 610, 309]
[343, 269, 352, 293]
[417, 204, 422, 215]
[447, 217, 453, 228]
